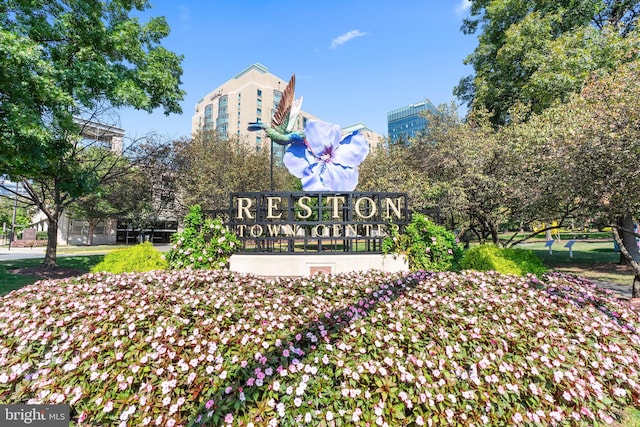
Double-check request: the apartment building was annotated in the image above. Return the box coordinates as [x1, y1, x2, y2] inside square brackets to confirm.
[192, 63, 319, 157]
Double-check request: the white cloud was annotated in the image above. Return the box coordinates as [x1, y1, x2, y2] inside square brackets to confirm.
[330, 30, 367, 49]
[179, 6, 191, 24]
[455, 0, 471, 15]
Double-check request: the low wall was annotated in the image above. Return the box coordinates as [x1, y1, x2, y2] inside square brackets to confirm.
[229, 254, 409, 277]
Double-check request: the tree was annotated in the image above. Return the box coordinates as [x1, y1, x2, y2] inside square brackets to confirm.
[126, 135, 178, 242]
[503, 60, 640, 296]
[455, 0, 640, 125]
[173, 131, 297, 214]
[0, 188, 31, 240]
[412, 105, 515, 244]
[68, 151, 148, 246]
[358, 141, 434, 211]
[0, 0, 184, 267]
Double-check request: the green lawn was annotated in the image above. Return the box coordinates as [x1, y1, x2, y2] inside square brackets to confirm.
[0, 240, 635, 296]
[0, 255, 103, 296]
[519, 239, 635, 286]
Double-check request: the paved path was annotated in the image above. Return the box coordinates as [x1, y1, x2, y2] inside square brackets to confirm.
[0, 246, 46, 260]
[0, 244, 170, 261]
[590, 279, 636, 300]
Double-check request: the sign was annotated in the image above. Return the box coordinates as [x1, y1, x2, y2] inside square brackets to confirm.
[564, 239, 576, 257]
[228, 192, 409, 254]
[21, 228, 36, 241]
[545, 239, 554, 254]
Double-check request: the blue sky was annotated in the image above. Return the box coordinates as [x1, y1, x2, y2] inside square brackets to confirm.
[118, 0, 477, 140]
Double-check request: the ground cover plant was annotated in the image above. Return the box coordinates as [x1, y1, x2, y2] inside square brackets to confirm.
[460, 244, 547, 276]
[0, 268, 639, 426]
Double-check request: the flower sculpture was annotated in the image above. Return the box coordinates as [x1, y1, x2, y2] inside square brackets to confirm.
[247, 73, 369, 190]
[283, 120, 369, 191]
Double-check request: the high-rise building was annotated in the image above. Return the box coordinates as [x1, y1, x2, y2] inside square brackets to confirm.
[341, 123, 384, 150]
[387, 100, 436, 142]
[192, 63, 318, 155]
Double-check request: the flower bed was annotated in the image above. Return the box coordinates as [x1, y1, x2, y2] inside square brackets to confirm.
[9, 239, 47, 248]
[0, 269, 638, 426]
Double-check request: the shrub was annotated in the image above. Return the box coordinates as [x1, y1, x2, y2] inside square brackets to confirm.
[383, 213, 464, 271]
[164, 205, 240, 270]
[90, 242, 167, 274]
[461, 244, 547, 276]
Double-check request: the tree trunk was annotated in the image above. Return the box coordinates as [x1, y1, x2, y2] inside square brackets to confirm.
[617, 214, 639, 265]
[44, 216, 58, 269]
[489, 222, 499, 246]
[87, 221, 97, 246]
[612, 223, 640, 299]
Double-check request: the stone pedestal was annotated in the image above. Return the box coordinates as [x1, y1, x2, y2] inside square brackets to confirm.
[229, 254, 408, 277]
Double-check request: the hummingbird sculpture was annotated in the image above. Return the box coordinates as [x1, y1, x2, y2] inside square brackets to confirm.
[247, 74, 304, 145]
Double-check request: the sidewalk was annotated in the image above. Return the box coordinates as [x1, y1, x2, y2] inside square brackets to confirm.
[0, 244, 170, 261]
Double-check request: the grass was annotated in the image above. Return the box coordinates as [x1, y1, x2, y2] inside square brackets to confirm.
[1, 240, 636, 296]
[0, 255, 103, 296]
[520, 240, 635, 287]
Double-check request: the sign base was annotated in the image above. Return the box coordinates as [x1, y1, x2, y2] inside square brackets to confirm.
[229, 254, 409, 277]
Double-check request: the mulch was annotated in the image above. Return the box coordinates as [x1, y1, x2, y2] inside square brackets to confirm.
[9, 266, 87, 281]
[8, 265, 640, 308]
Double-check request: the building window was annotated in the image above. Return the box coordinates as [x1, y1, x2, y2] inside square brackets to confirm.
[257, 108, 262, 116]
[204, 104, 213, 130]
[273, 90, 282, 109]
[257, 89, 262, 97]
[71, 220, 105, 235]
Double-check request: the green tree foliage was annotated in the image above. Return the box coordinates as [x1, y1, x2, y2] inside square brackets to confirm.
[456, 0, 640, 124]
[122, 136, 178, 240]
[413, 104, 512, 244]
[0, 194, 31, 237]
[383, 213, 464, 272]
[358, 140, 435, 211]
[460, 244, 547, 276]
[68, 149, 139, 245]
[0, 0, 184, 266]
[91, 242, 167, 274]
[173, 131, 296, 213]
[502, 59, 640, 295]
[165, 205, 240, 270]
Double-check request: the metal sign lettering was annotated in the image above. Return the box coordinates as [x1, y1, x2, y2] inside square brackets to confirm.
[228, 192, 408, 254]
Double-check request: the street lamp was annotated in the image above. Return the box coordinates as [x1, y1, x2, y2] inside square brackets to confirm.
[9, 181, 18, 251]
[0, 177, 18, 250]
[270, 139, 274, 191]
